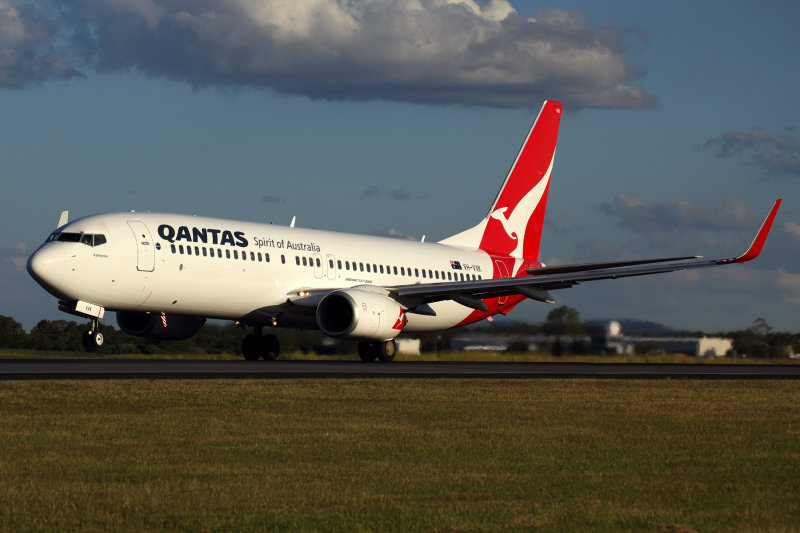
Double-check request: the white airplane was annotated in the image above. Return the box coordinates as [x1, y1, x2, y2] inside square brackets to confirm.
[27, 101, 781, 361]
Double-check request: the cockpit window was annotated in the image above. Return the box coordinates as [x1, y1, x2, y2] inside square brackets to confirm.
[49, 232, 107, 246]
[57, 232, 82, 243]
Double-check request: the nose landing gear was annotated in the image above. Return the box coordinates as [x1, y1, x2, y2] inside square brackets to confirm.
[82, 318, 104, 350]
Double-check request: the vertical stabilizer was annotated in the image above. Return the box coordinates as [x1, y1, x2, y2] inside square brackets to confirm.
[439, 100, 562, 260]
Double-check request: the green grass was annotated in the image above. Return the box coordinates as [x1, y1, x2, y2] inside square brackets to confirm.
[0, 380, 798, 532]
[2, 347, 798, 364]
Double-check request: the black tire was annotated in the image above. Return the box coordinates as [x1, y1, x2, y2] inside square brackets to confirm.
[261, 334, 280, 361]
[242, 334, 260, 360]
[83, 330, 103, 350]
[358, 341, 377, 362]
[376, 339, 397, 362]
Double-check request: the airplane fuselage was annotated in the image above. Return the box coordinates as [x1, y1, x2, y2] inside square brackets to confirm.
[28, 212, 527, 333]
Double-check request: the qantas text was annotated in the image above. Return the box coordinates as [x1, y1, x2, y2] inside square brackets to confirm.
[158, 225, 248, 248]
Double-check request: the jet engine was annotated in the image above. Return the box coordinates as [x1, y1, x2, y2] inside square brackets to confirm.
[316, 289, 406, 340]
[116, 311, 206, 340]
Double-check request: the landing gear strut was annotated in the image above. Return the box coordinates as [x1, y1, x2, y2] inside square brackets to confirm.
[82, 318, 104, 351]
[358, 339, 397, 362]
[241, 329, 280, 361]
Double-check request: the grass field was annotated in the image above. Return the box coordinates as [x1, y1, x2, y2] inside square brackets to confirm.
[2, 347, 798, 364]
[1, 380, 798, 532]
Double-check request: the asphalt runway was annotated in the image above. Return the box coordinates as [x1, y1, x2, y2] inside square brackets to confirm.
[1, 359, 799, 380]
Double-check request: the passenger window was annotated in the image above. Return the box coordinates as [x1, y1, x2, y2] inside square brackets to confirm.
[202, 247, 207, 257]
[265, 253, 270, 262]
[281, 255, 285, 264]
[401, 267, 405, 276]
[393, 266, 398, 275]
[171, 244, 176, 253]
[316, 258, 321, 267]
[258, 253, 262, 262]
[187, 246, 192, 256]
[302, 257, 307, 266]
[179, 245, 184, 254]
[226, 249, 231, 259]
[379, 265, 384, 274]
[250, 252, 255, 261]
[448, 272, 452, 280]
[414, 268, 419, 277]
[366, 264, 371, 273]
[337, 260, 342, 269]
[422, 270, 426, 278]
[296, 256, 300, 265]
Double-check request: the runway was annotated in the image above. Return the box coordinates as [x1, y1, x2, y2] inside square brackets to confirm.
[1, 359, 799, 380]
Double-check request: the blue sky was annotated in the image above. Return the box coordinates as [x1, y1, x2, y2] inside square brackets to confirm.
[1, 0, 798, 333]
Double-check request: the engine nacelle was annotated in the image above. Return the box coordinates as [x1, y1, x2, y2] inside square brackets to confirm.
[116, 311, 206, 340]
[316, 289, 406, 340]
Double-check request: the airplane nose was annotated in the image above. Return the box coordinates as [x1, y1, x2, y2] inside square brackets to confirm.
[27, 246, 66, 292]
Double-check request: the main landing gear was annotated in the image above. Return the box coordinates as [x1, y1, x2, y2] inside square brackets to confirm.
[82, 318, 104, 351]
[358, 339, 397, 362]
[241, 329, 280, 361]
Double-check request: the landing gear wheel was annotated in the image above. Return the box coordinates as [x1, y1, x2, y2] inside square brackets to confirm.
[358, 341, 377, 362]
[261, 334, 280, 361]
[82, 330, 104, 351]
[242, 333, 280, 360]
[242, 334, 260, 360]
[376, 339, 397, 363]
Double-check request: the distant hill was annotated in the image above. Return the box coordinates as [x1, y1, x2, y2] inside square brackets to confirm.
[585, 319, 677, 337]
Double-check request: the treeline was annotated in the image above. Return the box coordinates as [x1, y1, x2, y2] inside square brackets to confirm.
[1, 308, 798, 357]
[0, 315, 338, 355]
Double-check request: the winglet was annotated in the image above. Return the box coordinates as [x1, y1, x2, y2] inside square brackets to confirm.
[724, 199, 782, 264]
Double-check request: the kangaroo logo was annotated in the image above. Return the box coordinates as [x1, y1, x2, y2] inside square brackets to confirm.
[487, 157, 553, 258]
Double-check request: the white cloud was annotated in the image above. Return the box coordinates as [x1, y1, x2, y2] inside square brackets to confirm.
[776, 269, 800, 306]
[702, 128, 800, 179]
[601, 194, 757, 233]
[0, 0, 83, 87]
[45, 0, 655, 109]
[784, 221, 800, 237]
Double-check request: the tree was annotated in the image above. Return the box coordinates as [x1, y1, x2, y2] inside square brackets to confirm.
[0, 315, 26, 349]
[543, 306, 585, 337]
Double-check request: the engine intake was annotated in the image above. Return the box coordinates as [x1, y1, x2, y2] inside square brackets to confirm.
[316, 289, 405, 340]
[116, 311, 206, 340]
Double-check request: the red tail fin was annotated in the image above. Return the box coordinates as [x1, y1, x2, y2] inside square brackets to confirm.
[439, 100, 562, 260]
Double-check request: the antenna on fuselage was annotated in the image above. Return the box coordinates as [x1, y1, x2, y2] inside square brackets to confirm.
[290, 216, 296, 228]
[57, 211, 69, 228]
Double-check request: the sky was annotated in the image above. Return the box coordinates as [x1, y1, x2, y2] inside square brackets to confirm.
[1, 0, 799, 334]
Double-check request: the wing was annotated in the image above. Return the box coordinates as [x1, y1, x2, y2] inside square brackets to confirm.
[391, 199, 782, 313]
[285, 200, 780, 315]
